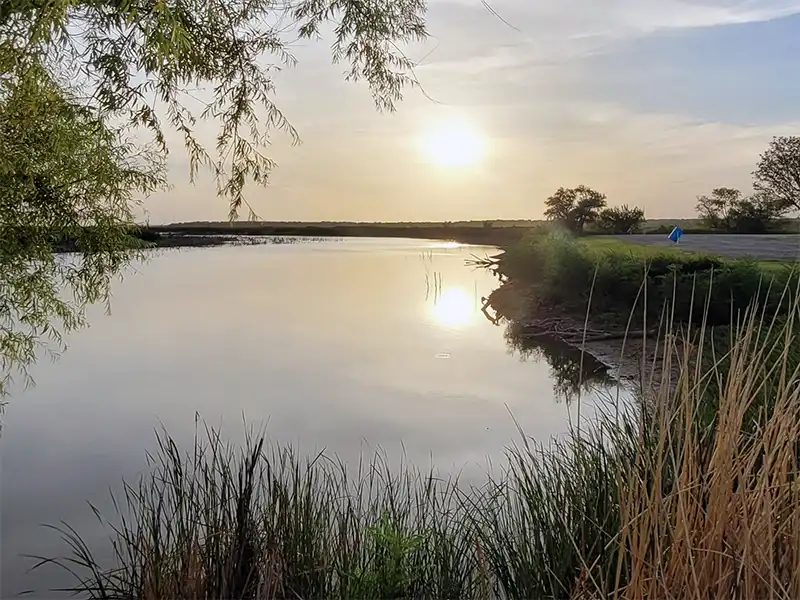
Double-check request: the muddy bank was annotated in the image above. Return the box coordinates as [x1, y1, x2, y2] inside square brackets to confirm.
[483, 278, 685, 391]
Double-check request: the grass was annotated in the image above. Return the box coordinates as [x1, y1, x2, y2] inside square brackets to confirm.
[579, 236, 686, 255]
[497, 230, 799, 329]
[35, 278, 800, 599]
[579, 237, 794, 271]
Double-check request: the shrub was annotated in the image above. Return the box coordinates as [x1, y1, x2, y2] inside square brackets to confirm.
[597, 205, 646, 234]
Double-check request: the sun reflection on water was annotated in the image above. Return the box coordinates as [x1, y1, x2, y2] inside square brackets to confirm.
[427, 241, 462, 250]
[429, 286, 476, 329]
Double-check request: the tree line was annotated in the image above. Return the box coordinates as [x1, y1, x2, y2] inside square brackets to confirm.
[543, 136, 800, 234]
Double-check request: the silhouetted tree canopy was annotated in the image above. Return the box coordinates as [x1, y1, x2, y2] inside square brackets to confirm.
[695, 187, 786, 233]
[543, 185, 607, 233]
[754, 136, 800, 213]
[597, 205, 645, 234]
[695, 187, 743, 230]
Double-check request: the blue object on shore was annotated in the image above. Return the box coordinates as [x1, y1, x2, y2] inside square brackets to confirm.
[668, 226, 684, 243]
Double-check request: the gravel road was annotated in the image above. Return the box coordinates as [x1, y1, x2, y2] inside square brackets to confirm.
[620, 234, 800, 261]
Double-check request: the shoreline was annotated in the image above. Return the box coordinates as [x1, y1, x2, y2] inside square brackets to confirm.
[140, 224, 530, 248]
[43, 226, 528, 253]
[481, 249, 693, 391]
[485, 282, 655, 382]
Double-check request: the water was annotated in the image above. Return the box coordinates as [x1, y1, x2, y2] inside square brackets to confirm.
[0, 238, 623, 596]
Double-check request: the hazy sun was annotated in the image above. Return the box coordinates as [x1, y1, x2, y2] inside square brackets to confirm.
[420, 120, 485, 168]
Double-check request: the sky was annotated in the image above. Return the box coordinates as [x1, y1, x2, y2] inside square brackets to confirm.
[142, 0, 800, 224]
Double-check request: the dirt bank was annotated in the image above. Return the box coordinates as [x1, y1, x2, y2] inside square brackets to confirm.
[485, 279, 685, 391]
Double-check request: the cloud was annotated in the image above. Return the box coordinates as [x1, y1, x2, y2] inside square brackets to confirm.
[437, 0, 800, 32]
[420, 0, 800, 73]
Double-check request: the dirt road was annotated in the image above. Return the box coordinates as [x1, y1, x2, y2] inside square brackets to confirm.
[621, 234, 799, 261]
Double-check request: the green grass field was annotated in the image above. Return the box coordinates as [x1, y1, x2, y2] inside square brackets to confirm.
[578, 236, 795, 272]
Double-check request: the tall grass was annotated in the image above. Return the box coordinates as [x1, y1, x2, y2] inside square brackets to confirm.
[616, 285, 800, 599]
[40, 285, 800, 599]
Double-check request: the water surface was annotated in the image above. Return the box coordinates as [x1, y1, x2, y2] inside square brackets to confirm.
[0, 238, 621, 596]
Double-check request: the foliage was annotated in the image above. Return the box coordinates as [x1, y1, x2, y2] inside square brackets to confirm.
[0, 60, 165, 393]
[695, 187, 787, 233]
[754, 135, 800, 212]
[2, 0, 427, 220]
[42, 295, 800, 599]
[726, 192, 788, 233]
[543, 185, 607, 233]
[695, 187, 743, 229]
[597, 204, 646, 234]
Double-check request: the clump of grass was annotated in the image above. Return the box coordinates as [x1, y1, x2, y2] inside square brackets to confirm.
[613, 285, 800, 599]
[466, 413, 637, 599]
[38, 281, 800, 599]
[44, 428, 482, 599]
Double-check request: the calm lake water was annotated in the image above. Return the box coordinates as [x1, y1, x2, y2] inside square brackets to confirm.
[0, 238, 622, 596]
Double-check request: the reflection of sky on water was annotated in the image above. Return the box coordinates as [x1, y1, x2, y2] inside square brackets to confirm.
[0, 238, 631, 596]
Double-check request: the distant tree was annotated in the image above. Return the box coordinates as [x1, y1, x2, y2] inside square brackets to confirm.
[728, 193, 787, 233]
[753, 136, 800, 212]
[695, 187, 742, 230]
[696, 187, 787, 233]
[543, 185, 607, 233]
[597, 205, 646, 234]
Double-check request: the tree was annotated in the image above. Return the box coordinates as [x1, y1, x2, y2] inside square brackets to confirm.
[695, 187, 786, 233]
[0, 61, 165, 393]
[2, 0, 427, 219]
[728, 193, 787, 234]
[543, 185, 607, 233]
[597, 205, 646, 234]
[753, 136, 800, 212]
[695, 187, 742, 230]
[0, 0, 427, 390]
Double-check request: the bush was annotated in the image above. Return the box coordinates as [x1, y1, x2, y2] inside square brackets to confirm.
[696, 187, 788, 233]
[597, 205, 646, 234]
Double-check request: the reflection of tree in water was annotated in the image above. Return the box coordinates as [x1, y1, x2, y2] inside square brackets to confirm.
[479, 289, 614, 404]
[474, 263, 617, 404]
[504, 320, 615, 404]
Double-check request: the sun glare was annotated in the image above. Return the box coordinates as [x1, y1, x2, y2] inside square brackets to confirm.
[429, 287, 475, 329]
[420, 120, 485, 168]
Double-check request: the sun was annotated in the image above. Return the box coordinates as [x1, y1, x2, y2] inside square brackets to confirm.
[420, 120, 485, 168]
